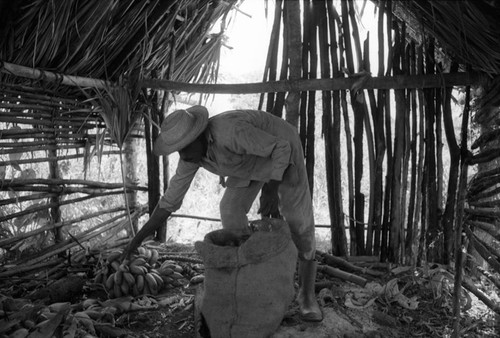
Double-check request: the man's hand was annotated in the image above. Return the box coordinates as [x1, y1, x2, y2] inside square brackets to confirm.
[120, 207, 171, 261]
[258, 180, 281, 218]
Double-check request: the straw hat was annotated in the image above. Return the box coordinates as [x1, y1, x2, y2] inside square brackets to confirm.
[153, 105, 209, 156]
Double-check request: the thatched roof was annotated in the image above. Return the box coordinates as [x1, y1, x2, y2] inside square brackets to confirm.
[1, 0, 499, 92]
[0, 0, 238, 96]
[393, 0, 500, 76]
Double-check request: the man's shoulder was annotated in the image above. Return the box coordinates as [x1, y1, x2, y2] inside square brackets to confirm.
[209, 109, 272, 123]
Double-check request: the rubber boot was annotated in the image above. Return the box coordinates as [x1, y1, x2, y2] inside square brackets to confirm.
[297, 259, 323, 322]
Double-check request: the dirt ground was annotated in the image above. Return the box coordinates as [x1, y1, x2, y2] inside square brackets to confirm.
[2, 242, 499, 338]
[116, 279, 498, 338]
[120, 267, 499, 338]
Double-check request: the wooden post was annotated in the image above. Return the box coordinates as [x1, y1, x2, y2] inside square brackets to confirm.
[326, 0, 348, 256]
[49, 110, 62, 244]
[284, 0, 301, 128]
[123, 135, 138, 234]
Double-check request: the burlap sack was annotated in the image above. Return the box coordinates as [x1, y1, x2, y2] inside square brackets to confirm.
[195, 218, 298, 338]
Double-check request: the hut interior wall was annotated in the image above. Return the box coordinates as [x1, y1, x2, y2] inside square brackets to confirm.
[1, 0, 500, 276]
[0, 82, 147, 266]
[256, 0, 489, 268]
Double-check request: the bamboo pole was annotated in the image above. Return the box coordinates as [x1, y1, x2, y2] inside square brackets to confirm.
[258, 0, 283, 220]
[303, 0, 315, 197]
[234, 70, 486, 93]
[0, 151, 122, 167]
[340, 82, 355, 255]
[414, 46, 426, 266]
[317, 264, 367, 287]
[0, 190, 142, 223]
[47, 122, 63, 243]
[0, 108, 52, 117]
[0, 115, 96, 129]
[299, 0, 309, 151]
[405, 41, 418, 263]
[423, 39, 440, 262]
[435, 81, 444, 213]
[400, 39, 411, 263]
[466, 220, 500, 241]
[462, 277, 500, 315]
[0, 144, 84, 155]
[1, 61, 107, 88]
[1, 61, 484, 94]
[319, 251, 384, 277]
[0, 192, 56, 207]
[373, 1, 387, 257]
[380, 0, 394, 262]
[464, 207, 500, 218]
[442, 63, 462, 263]
[466, 227, 500, 273]
[157, 83, 170, 242]
[0, 207, 128, 248]
[342, 0, 365, 256]
[1, 87, 89, 106]
[299, 0, 310, 160]
[1, 178, 145, 189]
[326, 0, 347, 256]
[452, 84, 471, 338]
[0, 258, 64, 279]
[272, 5, 288, 120]
[389, 20, 405, 263]
[258, 0, 282, 112]
[363, 34, 376, 256]
[303, 8, 315, 198]
[283, 0, 301, 127]
[11, 211, 140, 268]
[0, 140, 84, 148]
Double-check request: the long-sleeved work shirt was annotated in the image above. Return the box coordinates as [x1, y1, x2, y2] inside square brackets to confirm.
[158, 110, 299, 212]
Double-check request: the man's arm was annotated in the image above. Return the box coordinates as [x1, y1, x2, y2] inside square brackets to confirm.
[122, 206, 171, 259]
[122, 159, 199, 260]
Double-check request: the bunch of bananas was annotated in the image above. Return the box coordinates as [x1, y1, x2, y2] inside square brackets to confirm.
[70, 248, 98, 265]
[156, 260, 186, 288]
[94, 247, 187, 298]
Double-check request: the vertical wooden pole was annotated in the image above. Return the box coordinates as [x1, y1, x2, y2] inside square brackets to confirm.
[389, 20, 405, 263]
[326, 0, 348, 256]
[342, 0, 364, 255]
[405, 41, 418, 263]
[284, 0, 301, 128]
[363, 34, 376, 256]
[49, 109, 62, 243]
[400, 33, 411, 262]
[303, 0, 316, 197]
[424, 39, 440, 263]
[144, 91, 163, 241]
[259, 0, 282, 113]
[299, 0, 311, 152]
[123, 134, 138, 234]
[381, 0, 394, 262]
[441, 62, 461, 264]
[416, 44, 427, 266]
[452, 85, 470, 338]
[373, 1, 387, 256]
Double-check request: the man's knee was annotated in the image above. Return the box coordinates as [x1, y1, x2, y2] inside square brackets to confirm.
[220, 203, 248, 230]
[291, 228, 316, 260]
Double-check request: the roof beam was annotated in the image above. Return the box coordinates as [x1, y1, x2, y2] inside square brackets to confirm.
[141, 72, 486, 93]
[1, 61, 486, 94]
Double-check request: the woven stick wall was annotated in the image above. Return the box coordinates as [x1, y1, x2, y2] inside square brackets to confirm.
[0, 81, 148, 274]
[0, 0, 239, 282]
